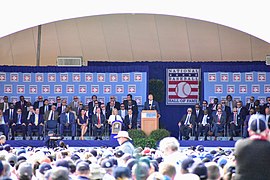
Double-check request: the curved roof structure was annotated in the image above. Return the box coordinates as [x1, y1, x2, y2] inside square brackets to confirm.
[1, 0, 270, 43]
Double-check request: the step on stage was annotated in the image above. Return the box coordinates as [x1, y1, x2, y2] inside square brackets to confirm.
[6, 136, 237, 148]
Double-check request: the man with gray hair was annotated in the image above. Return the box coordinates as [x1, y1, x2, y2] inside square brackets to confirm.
[234, 114, 270, 180]
[159, 137, 187, 174]
[178, 108, 196, 140]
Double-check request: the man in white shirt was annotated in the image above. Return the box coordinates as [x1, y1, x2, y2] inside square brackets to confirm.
[178, 108, 196, 140]
[0, 96, 11, 113]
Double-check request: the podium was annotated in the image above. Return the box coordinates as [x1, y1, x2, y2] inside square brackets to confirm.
[141, 110, 159, 136]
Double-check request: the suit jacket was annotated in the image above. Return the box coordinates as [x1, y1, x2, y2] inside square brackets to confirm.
[0, 102, 12, 112]
[40, 105, 51, 115]
[69, 101, 81, 111]
[143, 100, 160, 114]
[57, 105, 67, 115]
[179, 114, 196, 126]
[12, 113, 27, 125]
[106, 102, 121, 113]
[198, 114, 212, 124]
[0, 115, 9, 124]
[53, 102, 62, 108]
[229, 113, 242, 126]
[118, 110, 128, 120]
[123, 114, 137, 130]
[15, 100, 28, 114]
[125, 103, 138, 116]
[208, 103, 218, 112]
[33, 101, 44, 110]
[193, 109, 204, 123]
[238, 107, 248, 120]
[88, 101, 101, 115]
[213, 114, 226, 126]
[44, 110, 59, 121]
[123, 100, 138, 111]
[29, 114, 44, 125]
[245, 102, 255, 111]
[60, 112, 76, 125]
[92, 113, 106, 126]
[101, 109, 109, 120]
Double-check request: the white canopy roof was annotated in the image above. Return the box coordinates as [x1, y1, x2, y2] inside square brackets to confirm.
[1, 0, 270, 43]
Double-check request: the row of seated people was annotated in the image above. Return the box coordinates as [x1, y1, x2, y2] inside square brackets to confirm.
[0, 105, 137, 140]
[179, 96, 270, 141]
[0, 94, 139, 120]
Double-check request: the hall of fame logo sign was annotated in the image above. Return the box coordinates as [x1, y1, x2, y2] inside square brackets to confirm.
[166, 68, 200, 105]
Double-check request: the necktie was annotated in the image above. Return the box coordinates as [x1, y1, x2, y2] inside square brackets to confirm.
[66, 113, 69, 123]
[10, 110, 13, 119]
[129, 115, 132, 125]
[115, 115, 117, 121]
[185, 115, 190, 125]
[98, 114, 100, 125]
[18, 114, 21, 124]
[234, 114, 238, 126]
[50, 111, 54, 120]
[35, 115, 38, 126]
[4, 103, 7, 112]
[218, 115, 221, 123]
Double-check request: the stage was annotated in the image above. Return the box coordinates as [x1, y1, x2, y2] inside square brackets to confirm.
[6, 139, 236, 148]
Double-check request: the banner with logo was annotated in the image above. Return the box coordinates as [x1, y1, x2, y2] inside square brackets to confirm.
[0, 72, 147, 105]
[204, 71, 269, 104]
[166, 68, 200, 105]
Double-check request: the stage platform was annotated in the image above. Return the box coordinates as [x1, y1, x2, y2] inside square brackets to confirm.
[6, 139, 236, 148]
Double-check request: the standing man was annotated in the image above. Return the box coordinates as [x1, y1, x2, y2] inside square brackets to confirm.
[33, 96, 44, 109]
[69, 96, 80, 112]
[15, 96, 28, 116]
[53, 96, 62, 108]
[40, 99, 51, 115]
[123, 94, 138, 111]
[143, 93, 160, 115]
[234, 114, 270, 180]
[88, 95, 101, 115]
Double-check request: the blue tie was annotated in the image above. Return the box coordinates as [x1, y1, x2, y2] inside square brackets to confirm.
[18, 114, 21, 124]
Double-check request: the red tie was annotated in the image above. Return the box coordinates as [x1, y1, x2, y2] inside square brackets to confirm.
[98, 114, 100, 125]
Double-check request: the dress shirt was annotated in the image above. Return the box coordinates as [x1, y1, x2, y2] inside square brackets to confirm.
[202, 115, 208, 126]
[184, 114, 191, 125]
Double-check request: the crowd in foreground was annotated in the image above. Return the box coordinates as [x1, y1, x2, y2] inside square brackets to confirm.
[0, 113, 269, 180]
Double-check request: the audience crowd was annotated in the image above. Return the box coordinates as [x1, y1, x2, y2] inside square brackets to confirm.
[0, 112, 269, 180]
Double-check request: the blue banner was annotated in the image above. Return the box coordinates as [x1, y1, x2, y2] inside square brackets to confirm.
[0, 72, 147, 105]
[204, 71, 270, 104]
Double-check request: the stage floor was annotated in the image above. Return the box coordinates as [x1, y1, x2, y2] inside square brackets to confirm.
[6, 139, 236, 148]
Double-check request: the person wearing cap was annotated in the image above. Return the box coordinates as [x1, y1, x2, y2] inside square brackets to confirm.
[75, 161, 91, 180]
[234, 114, 270, 180]
[37, 162, 52, 179]
[17, 162, 33, 180]
[114, 131, 134, 155]
[101, 158, 115, 180]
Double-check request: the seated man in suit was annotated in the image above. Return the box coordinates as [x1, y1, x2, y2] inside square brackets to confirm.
[0, 110, 9, 139]
[44, 105, 59, 121]
[60, 106, 76, 140]
[28, 108, 44, 140]
[178, 108, 196, 140]
[196, 109, 212, 141]
[229, 107, 243, 140]
[123, 109, 137, 131]
[11, 108, 27, 140]
[92, 107, 105, 140]
[212, 108, 226, 140]
[118, 103, 128, 120]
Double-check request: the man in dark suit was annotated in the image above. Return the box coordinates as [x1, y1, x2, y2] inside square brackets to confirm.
[11, 108, 27, 140]
[57, 99, 68, 115]
[236, 101, 248, 121]
[0, 110, 9, 139]
[106, 96, 121, 117]
[196, 109, 212, 140]
[245, 96, 255, 112]
[123, 94, 138, 110]
[100, 103, 109, 120]
[88, 95, 101, 116]
[123, 109, 137, 131]
[33, 96, 44, 109]
[40, 99, 51, 115]
[53, 96, 62, 108]
[25, 106, 35, 125]
[229, 107, 242, 140]
[193, 103, 204, 139]
[28, 108, 44, 140]
[212, 108, 226, 140]
[0, 96, 12, 114]
[208, 98, 219, 114]
[15, 95, 28, 116]
[143, 93, 160, 114]
[60, 106, 76, 140]
[5, 104, 15, 126]
[178, 108, 196, 140]
[92, 107, 105, 140]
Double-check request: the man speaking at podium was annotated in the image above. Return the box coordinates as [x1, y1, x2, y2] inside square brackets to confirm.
[143, 93, 160, 116]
